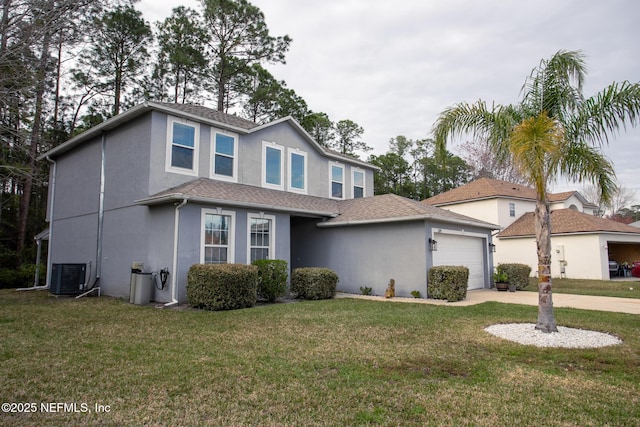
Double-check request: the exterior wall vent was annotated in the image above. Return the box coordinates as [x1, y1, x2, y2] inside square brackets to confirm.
[50, 264, 87, 295]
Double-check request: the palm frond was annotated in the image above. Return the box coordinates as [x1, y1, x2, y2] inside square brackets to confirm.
[560, 141, 616, 203]
[568, 80, 640, 146]
[431, 100, 520, 162]
[521, 50, 586, 120]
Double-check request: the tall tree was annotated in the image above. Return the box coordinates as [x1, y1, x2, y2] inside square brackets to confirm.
[300, 112, 333, 147]
[200, 0, 291, 112]
[331, 119, 372, 157]
[238, 63, 308, 124]
[368, 152, 412, 196]
[433, 50, 640, 332]
[77, 4, 152, 116]
[154, 6, 208, 104]
[420, 150, 471, 197]
[458, 138, 528, 184]
[1, 0, 99, 266]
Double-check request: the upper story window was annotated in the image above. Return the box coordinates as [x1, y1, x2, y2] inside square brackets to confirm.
[352, 169, 365, 198]
[330, 163, 344, 199]
[166, 117, 199, 176]
[288, 149, 307, 194]
[201, 209, 235, 264]
[509, 202, 516, 217]
[212, 132, 237, 181]
[262, 141, 284, 190]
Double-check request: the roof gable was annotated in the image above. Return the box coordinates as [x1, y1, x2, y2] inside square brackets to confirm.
[498, 209, 640, 237]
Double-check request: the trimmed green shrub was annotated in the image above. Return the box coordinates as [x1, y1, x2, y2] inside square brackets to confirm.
[359, 286, 373, 295]
[291, 267, 338, 300]
[497, 263, 532, 290]
[187, 264, 258, 311]
[252, 259, 288, 302]
[427, 265, 469, 302]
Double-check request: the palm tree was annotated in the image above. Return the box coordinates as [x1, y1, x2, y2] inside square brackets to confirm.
[433, 50, 640, 332]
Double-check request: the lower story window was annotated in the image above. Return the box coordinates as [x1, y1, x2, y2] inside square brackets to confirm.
[202, 210, 235, 264]
[248, 214, 275, 262]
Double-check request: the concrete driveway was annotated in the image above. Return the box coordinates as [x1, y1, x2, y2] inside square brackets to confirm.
[336, 289, 640, 315]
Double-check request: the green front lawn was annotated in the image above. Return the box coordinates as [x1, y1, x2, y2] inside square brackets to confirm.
[524, 277, 640, 298]
[1, 289, 638, 426]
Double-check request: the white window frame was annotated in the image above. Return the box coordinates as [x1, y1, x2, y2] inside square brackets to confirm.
[329, 162, 345, 200]
[247, 213, 276, 263]
[211, 131, 238, 182]
[165, 116, 199, 176]
[288, 148, 307, 194]
[509, 202, 516, 217]
[262, 141, 284, 190]
[200, 209, 235, 264]
[352, 168, 365, 198]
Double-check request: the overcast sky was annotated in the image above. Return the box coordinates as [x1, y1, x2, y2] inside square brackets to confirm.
[138, 0, 640, 201]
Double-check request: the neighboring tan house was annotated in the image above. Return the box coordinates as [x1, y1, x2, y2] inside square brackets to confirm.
[39, 102, 498, 303]
[424, 177, 640, 280]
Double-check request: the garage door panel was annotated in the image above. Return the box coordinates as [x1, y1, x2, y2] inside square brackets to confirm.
[432, 233, 485, 289]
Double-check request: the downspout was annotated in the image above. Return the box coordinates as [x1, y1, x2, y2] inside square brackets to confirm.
[94, 132, 107, 286]
[164, 198, 187, 307]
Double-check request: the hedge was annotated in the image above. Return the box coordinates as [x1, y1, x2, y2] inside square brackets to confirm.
[252, 259, 288, 302]
[427, 265, 469, 302]
[187, 264, 258, 311]
[290, 267, 338, 300]
[497, 263, 532, 290]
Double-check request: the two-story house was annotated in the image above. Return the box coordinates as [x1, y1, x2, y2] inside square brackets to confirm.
[39, 102, 498, 303]
[424, 178, 640, 280]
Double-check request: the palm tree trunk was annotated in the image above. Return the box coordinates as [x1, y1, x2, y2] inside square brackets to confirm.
[534, 196, 558, 332]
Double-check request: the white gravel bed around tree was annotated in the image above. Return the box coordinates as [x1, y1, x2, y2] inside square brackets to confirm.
[484, 323, 623, 348]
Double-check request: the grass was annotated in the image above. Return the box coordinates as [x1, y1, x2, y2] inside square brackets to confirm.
[523, 277, 639, 298]
[1, 289, 639, 426]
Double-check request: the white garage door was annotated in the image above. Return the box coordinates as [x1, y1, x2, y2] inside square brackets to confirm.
[432, 233, 485, 289]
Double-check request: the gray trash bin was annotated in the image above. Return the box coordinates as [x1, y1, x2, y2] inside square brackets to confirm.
[133, 272, 153, 305]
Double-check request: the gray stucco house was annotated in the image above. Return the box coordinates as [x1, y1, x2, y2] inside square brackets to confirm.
[39, 102, 498, 304]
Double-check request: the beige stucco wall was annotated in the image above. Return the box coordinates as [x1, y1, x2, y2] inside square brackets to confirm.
[497, 234, 609, 280]
[439, 199, 500, 226]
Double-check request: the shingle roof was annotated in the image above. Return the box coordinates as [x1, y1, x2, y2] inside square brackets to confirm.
[424, 178, 537, 205]
[137, 178, 339, 216]
[498, 209, 640, 237]
[151, 102, 258, 130]
[137, 178, 499, 230]
[423, 178, 594, 206]
[320, 193, 498, 229]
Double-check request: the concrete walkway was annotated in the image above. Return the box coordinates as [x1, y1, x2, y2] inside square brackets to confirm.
[336, 288, 640, 315]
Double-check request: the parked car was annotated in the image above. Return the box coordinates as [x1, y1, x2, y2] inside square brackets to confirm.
[632, 261, 640, 278]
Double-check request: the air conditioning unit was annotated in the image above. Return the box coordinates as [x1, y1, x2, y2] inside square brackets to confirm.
[50, 264, 87, 295]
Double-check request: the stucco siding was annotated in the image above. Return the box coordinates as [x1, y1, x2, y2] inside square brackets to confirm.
[53, 138, 101, 220]
[291, 219, 427, 297]
[99, 206, 152, 298]
[498, 234, 607, 280]
[441, 199, 500, 227]
[165, 203, 292, 303]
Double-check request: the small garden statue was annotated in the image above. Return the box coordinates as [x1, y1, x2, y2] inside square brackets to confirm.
[385, 279, 395, 298]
